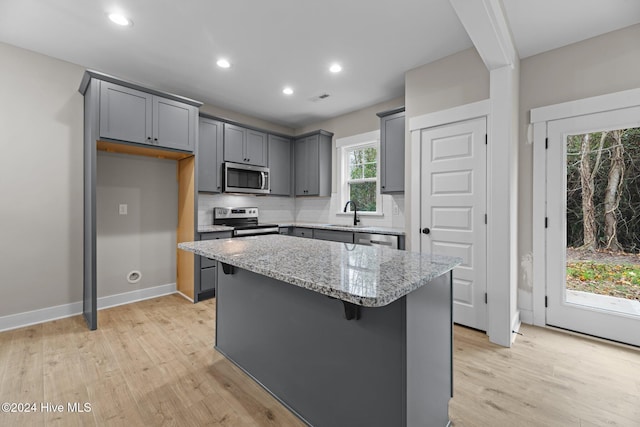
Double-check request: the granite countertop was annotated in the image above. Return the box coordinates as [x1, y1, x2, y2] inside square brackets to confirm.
[197, 222, 405, 235]
[179, 235, 459, 307]
[197, 225, 234, 233]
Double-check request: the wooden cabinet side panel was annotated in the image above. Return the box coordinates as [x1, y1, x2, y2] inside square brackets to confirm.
[177, 156, 195, 300]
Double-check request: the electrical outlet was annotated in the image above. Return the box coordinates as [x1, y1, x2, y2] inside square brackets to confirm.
[119, 204, 128, 215]
[392, 202, 399, 216]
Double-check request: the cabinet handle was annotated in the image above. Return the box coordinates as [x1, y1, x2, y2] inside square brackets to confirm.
[154, 138, 158, 142]
[147, 137, 151, 141]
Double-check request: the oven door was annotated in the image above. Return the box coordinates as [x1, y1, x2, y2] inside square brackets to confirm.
[223, 162, 270, 194]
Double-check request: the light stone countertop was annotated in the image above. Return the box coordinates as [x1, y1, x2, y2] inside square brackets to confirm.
[197, 222, 405, 235]
[197, 225, 234, 233]
[179, 234, 459, 307]
[276, 222, 406, 236]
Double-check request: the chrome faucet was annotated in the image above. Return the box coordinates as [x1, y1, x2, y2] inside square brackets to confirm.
[343, 200, 360, 226]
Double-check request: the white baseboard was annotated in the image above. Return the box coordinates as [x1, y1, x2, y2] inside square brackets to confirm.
[510, 310, 522, 344]
[519, 308, 533, 325]
[0, 283, 176, 332]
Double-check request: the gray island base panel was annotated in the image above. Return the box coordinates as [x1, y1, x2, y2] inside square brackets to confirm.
[178, 234, 460, 307]
[216, 265, 452, 427]
[179, 235, 459, 427]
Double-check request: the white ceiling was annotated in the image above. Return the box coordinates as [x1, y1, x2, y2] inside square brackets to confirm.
[0, 0, 638, 129]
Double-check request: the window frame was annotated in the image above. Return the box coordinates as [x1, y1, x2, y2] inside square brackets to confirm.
[336, 130, 383, 216]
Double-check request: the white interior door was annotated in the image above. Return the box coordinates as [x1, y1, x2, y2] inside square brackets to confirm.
[420, 117, 487, 331]
[546, 106, 640, 346]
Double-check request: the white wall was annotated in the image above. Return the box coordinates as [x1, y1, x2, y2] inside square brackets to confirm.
[0, 42, 85, 317]
[517, 24, 640, 321]
[295, 97, 406, 228]
[404, 48, 490, 250]
[96, 152, 178, 297]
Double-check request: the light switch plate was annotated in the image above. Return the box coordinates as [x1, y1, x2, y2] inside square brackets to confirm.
[119, 204, 128, 215]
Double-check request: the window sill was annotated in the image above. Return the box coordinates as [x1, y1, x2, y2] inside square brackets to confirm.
[337, 212, 384, 218]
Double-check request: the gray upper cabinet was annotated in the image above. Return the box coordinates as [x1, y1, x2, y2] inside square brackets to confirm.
[294, 130, 333, 197]
[99, 80, 196, 152]
[268, 134, 292, 196]
[223, 123, 267, 166]
[377, 107, 405, 193]
[198, 117, 224, 193]
[99, 82, 152, 145]
[153, 97, 196, 151]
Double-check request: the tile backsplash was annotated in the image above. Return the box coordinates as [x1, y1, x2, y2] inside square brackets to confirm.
[198, 193, 405, 229]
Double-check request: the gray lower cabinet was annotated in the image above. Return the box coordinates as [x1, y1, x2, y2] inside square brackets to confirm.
[224, 123, 267, 166]
[313, 229, 354, 243]
[199, 231, 233, 297]
[291, 227, 313, 238]
[377, 107, 405, 193]
[268, 135, 292, 195]
[278, 227, 291, 235]
[294, 130, 333, 196]
[198, 117, 224, 192]
[99, 80, 196, 152]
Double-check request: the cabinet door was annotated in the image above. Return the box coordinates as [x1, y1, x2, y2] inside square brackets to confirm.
[305, 136, 320, 195]
[198, 118, 224, 192]
[153, 96, 195, 152]
[294, 138, 307, 196]
[313, 229, 354, 243]
[246, 129, 267, 166]
[380, 112, 405, 193]
[99, 81, 152, 144]
[268, 135, 291, 195]
[223, 124, 245, 164]
[292, 227, 313, 238]
[201, 265, 217, 291]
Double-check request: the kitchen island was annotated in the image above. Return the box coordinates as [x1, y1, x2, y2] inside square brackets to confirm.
[179, 235, 460, 427]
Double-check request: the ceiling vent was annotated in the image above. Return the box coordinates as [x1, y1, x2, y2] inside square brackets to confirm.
[309, 93, 331, 102]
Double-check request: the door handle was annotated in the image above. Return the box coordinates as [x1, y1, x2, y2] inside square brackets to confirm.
[422, 227, 430, 235]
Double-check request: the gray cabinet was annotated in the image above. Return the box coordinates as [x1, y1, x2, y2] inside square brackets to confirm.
[313, 229, 354, 243]
[99, 80, 196, 152]
[292, 227, 313, 238]
[198, 117, 224, 193]
[199, 231, 233, 297]
[377, 107, 405, 193]
[278, 227, 291, 235]
[268, 135, 292, 196]
[294, 130, 333, 196]
[224, 123, 267, 166]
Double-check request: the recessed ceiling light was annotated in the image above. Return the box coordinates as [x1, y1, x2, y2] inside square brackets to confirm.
[108, 13, 132, 26]
[329, 63, 342, 73]
[216, 59, 231, 69]
[283, 87, 294, 95]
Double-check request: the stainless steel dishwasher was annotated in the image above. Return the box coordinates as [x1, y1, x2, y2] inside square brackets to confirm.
[354, 233, 399, 249]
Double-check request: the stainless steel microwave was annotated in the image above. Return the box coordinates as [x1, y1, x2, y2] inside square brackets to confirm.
[223, 162, 270, 194]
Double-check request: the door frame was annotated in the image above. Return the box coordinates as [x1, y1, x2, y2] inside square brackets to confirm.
[530, 88, 640, 327]
[409, 99, 492, 333]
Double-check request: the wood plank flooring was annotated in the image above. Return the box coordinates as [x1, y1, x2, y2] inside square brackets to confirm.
[0, 294, 638, 426]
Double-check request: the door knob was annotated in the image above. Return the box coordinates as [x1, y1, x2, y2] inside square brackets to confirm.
[422, 227, 430, 234]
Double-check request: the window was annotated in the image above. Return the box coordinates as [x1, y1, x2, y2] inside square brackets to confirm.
[337, 130, 382, 215]
[346, 144, 378, 212]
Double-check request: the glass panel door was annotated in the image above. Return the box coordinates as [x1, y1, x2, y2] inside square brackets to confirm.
[546, 107, 640, 347]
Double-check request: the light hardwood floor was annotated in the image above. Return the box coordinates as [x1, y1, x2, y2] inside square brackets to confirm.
[0, 294, 638, 426]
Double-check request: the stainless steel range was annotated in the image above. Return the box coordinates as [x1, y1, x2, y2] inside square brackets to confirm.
[213, 207, 279, 237]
